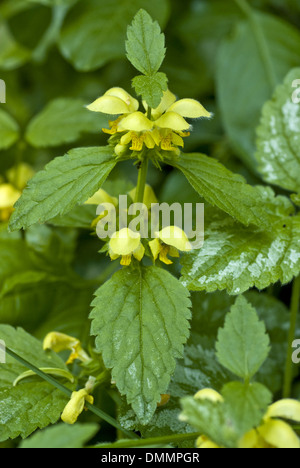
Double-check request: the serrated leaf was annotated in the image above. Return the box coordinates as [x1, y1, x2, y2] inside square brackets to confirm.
[0, 109, 19, 149]
[19, 423, 99, 448]
[59, 0, 170, 71]
[126, 9, 166, 75]
[222, 382, 272, 437]
[181, 190, 300, 294]
[217, 12, 300, 168]
[256, 68, 300, 194]
[216, 296, 270, 380]
[90, 265, 191, 424]
[132, 73, 168, 109]
[9, 147, 116, 231]
[0, 325, 74, 441]
[169, 153, 271, 229]
[26, 98, 106, 148]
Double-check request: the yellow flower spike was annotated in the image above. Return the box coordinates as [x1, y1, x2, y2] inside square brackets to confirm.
[154, 112, 190, 132]
[61, 388, 94, 425]
[264, 399, 300, 423]
[257, 419, 300, 449]
[117, 111, 153, 132]
[109, 228, 145, 266]
[194, 388, 224, 403]
[129, 184, 157, 209]
[157, 226, 192, 252]
[43, 332, 90, 365]
[85, 188, 118, 207]
[168, 98, 212, 119]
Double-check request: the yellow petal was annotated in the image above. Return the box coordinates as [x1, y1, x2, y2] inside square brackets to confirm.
[238, 429, 260, 448]
[159, 245, 173, 265]
[87, 95, 130, 114]
[199, 441, 220, 448]
[109, 228, 141, 256]
[85, 188, 118, 206]
[149, 238, 162, 261]
[120, 255, 132, 266]
[168, 99, 211, 119]
[258, 420, 300, 449]
[156, 226, 192, 252]
[121, 131, 134, 145]
[265, 399, 300, 423]
[104, 87, 139, 112]
[194, 388, 224, 403]
[0, 184, 21, 209]
[145, 89, 177, 118]
[155, 112, 190, 132]
[133, 242, 145, 262]
[61, 389, 93, 425]
[171, 132, 184, 147]
[43, 332, 79, 353]
[129, 184, 158, 208]
[6, 163, 34, 191]
[118, 112, 153, 132]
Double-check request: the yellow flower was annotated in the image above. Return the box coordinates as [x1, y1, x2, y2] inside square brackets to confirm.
[109, 228, 145, 266]
[149, 226, 192, 264]
[85, 188, 118, 207]
[192, 389, 300, 449]
[157, 394, 171, 407]
[61, 377, 95, 425]
[239, 399, 300, 449]
[43, 332, 91, 365]
[6, 163, 35, 191]
[87, 87, 211, 153]
[0, 184, 21, 222]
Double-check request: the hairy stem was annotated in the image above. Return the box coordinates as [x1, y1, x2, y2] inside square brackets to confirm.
[283, 276, 300, 398]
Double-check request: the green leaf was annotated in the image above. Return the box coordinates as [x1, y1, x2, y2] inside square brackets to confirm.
[181, 191, 300, 294]
[9, 147, 116, 231]
[19, 423, 99, 448]
[222, 382, 272, 437]
[59, 0, 170, 71]
[0, 21, 30, 70]
[126, 9, 166, 75]
[90, 265, 191, 424]
[0, 325, 74, 441]
[180, 396, 238, 448]
[0, 109, 19, 149]
[216, 296, 270, 380]
[26, 98, 107, 148]
[169, 153, 271, 229]
[132, 73, 168, 109]
[217, 12, 300, 168]
[256, 68, 300, 194]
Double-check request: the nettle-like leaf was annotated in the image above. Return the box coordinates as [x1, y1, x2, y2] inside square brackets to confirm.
[126, 9, 166, 75]
[19, 423, 99, 449]
[217, 12, 300, 168]
[216, 296, 270, 380]
[181, 189, 300, 294]
[59, 0, 170, 71]
[256, 68, 300, 194]
[132, 73, 168, 109]
[170, 153, 272, 229]
[0, 325, 75, 441]
[26, 98, 106, 148]
[90, 265, 191, 424]
[9, 147, 116, 231]
[0, 109, 19, 149]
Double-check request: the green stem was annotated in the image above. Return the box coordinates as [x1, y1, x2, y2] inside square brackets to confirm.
[135, 157, 149, 204]
[283, 276, 300, 398]
[1, 345, 138, 440]
[234, 0, 278, 89]
[90, 432, 200, 448]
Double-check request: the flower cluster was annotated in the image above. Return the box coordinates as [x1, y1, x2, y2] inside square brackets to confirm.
[87, 88, 211, 156]
[194, 389, 300, 449]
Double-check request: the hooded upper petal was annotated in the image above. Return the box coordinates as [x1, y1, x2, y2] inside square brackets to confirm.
[264, 399, 300, 423]
[87, 95, 131, 115]
[194, 388, 224, 403]
[118, 112, 153, 132]
[168, 99, 211, 119]
[154, 112, 190, 132]
[104, 87, 139, 112]
[109, 228, 142, 256]
[156, 226, 192, 252]
[258, 419, 300, 449]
